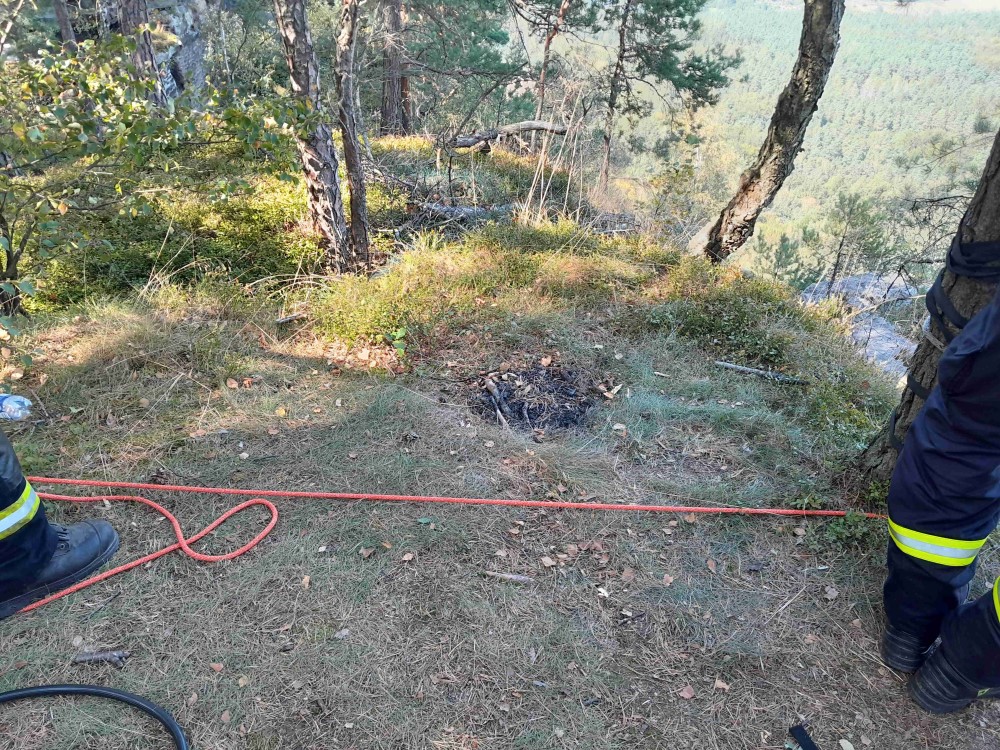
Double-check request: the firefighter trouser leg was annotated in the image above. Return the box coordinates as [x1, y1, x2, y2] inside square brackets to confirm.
[884, 283, 1000, 677]
[0, 431, 57, 600]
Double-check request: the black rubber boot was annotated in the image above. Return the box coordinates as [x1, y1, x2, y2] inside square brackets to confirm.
[909, 646, 1000, 714]
[0, 521, 120, 620]
[880, 625, 934, 673]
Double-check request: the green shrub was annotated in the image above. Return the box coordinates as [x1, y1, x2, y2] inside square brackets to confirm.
[645, 261, 808, 368]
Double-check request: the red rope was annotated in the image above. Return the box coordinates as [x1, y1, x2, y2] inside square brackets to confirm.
[21, 476, 884, 615]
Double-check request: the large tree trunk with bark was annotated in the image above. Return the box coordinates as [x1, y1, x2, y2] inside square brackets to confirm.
[598, 0, 633, 191]
[857, 129, 1000, 485]
[273, 0, 354, 271]
[530, 0, 571, 151]
[336, 0, 370, 266]
[380, 0, 410, 135]
[119, 0, 167, 106]
[689, 0, 844, 262]
[53, 0, 78, 47]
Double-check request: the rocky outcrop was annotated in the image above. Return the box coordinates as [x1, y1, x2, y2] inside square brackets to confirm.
[802, 273, 918, 382]
[104, 0, 208, 99]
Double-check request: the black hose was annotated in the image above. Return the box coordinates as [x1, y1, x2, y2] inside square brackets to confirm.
[0, 684, 188, 750]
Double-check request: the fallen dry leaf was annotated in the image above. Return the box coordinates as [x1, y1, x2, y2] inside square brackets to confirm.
[221, 710, 231, 724]
[210, 663, 224, 673]
[238, 676, 250, 688]
[678, 685, 695, 700]
[662, 573, 674, 586]
[187, 692, 198, 707]
[682, 513, 698, 523]
[334, 628, 350, 639]
[348, 452, 359, 460]
[274, 406, 287, 417]
[226, 378, 238, 389]
[359, 547, 375, 559]
[540, 356, 552, 367]
[139, 398, 150, 408]
[301, 575, 310, 589]
[824, 585, 839, 601]
[267, 427, 280, 435]
[621, 567, 636, 584]
[707, 559, 718, 574]
[401, 552, 415, 562]
[714, 678, 730, 692]
[540, 556, 557, 568]
[839, 741, 855, 750]
[793, 527, 806, 537]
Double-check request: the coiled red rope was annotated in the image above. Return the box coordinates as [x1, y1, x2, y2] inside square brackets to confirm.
[22, 475, 884, 615]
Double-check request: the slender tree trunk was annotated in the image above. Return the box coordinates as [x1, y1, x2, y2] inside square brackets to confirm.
[690, 0, 845, 262]
[53, 0, 78, 47]
[380, 0, 410, 135]
[119, 0, 167, 106]
[336, 0, 370, 266]
[857, 128, 1000, 484]
[530, 0, 571, 152]
[273, 0, 354, 271]
[599, 0, 632, 191]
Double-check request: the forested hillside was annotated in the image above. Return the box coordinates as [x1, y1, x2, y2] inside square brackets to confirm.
[685, 0, 1000, 278]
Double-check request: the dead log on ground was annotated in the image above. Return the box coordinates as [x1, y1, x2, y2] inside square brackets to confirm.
[453, 121, 567, 149]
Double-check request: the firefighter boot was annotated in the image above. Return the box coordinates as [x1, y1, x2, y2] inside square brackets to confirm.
[881, 625, 935, 673]
[910, 645, 1000, 713]
[0, 521, 120, 619]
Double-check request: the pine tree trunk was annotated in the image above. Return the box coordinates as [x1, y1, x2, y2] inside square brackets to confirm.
[690, 0, 844, 262]
[380, 0, 410, 135]
[598, 0, 633, 191]
[53, 0, 78, 47]
[119, 0, 166, 106]
[857, 128, 1000, 484]
[272, 0, 354, 271]
[336, 0, 370, 266]
[530, 0, 571, 152]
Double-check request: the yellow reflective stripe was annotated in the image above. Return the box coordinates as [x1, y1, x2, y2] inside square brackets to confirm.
[887, 520, 985, 550]
[887, 519, 984, 567]
[993, 578, 1000, 623]
[0, 482, 40, 541]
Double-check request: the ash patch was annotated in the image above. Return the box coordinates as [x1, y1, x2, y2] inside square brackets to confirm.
[474, 365, 594, 430]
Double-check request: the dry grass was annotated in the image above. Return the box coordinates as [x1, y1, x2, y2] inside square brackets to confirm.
[1, 284, 998, 750]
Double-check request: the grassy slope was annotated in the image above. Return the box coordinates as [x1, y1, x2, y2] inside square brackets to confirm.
[1, 142, 998, 748]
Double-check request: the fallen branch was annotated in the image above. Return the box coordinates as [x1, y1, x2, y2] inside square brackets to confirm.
[481, 571, 535, 584]
[453, 121, 567, 149]
[418, 203, 513, 223]
[72, 649, 131, 669]
[713, 361, 809, 385]
[483, 377, 515, 420]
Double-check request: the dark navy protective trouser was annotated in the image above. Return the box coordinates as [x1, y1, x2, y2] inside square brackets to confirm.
[884, 283, 1000, 685]
[0, 430, 57, 600]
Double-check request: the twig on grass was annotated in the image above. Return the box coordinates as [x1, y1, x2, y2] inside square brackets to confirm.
[481, 571, 535, 584]
[713, 361, 809, 385]
[72, 649, 131, 669]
